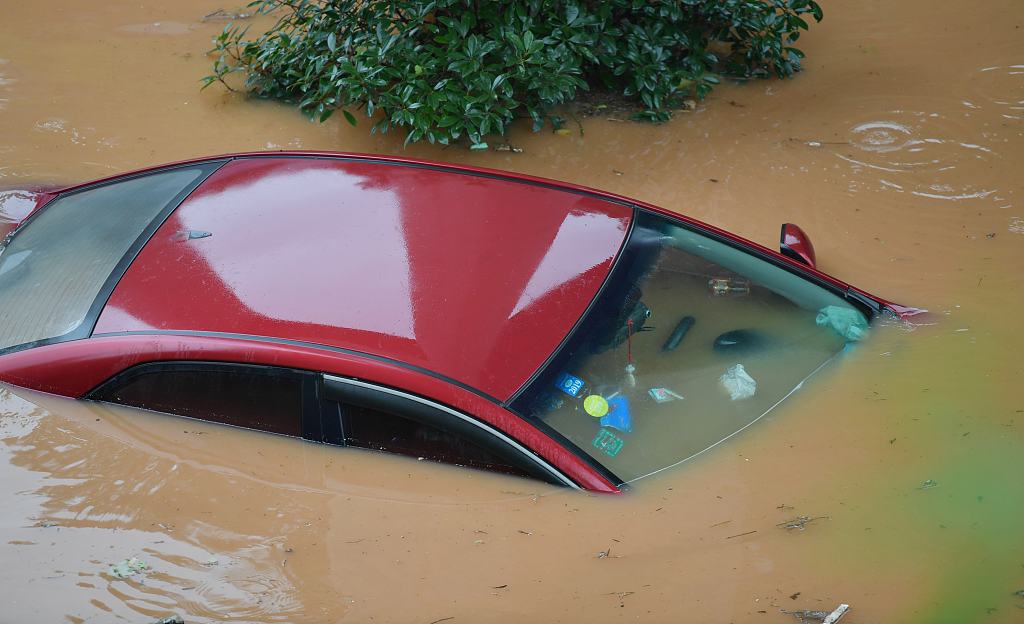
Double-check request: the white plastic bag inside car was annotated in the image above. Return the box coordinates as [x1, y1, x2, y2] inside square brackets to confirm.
[720, 364, 757, 401]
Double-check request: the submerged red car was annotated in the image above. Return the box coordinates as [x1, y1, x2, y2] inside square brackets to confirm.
[0, 153, 919, 492]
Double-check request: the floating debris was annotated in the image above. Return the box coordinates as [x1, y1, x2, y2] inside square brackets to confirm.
[605, 590, 635, 606]
[202, 8, 254, 21]
[777, 515, 829, 531]
[151, 616, 184, 624]
[784, 610, 829, 622]
[918, 479, 939, 490]
[824, 604, 850, 623]
[783, 604, 849, 623]
[109, 557, 148, 579]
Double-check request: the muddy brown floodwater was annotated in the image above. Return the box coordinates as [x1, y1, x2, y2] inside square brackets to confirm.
[1, 1, 1022, 622]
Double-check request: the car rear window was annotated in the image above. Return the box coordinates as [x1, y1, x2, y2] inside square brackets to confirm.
[0, 166, 213, 352]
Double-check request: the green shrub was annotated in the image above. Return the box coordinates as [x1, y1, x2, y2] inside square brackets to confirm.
[204, 0, 822, 146]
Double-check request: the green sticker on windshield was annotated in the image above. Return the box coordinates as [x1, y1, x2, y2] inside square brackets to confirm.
[592, 428, 624, 457]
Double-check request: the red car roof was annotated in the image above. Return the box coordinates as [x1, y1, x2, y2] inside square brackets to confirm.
[94, 156, 632, 401]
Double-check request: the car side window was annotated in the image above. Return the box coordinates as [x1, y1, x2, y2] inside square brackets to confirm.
[321, 376, 564, 485]
[329, 401, 529, 477]
[90, 365, 568, 486]
[89, 362, 312, 437]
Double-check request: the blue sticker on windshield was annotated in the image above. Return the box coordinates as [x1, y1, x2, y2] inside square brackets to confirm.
[554, 372, 585, 397]
[600, 396, 632, 433]
[592, 428, 625, 457]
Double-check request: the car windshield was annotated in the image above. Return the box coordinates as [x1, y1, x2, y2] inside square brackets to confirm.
[510, 210, 870, 485]
[0, 166, 212, 352]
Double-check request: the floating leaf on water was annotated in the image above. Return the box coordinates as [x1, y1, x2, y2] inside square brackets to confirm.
[469, 142, 489, 150]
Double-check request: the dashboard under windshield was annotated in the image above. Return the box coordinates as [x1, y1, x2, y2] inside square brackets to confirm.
[511, 211, 869, 485]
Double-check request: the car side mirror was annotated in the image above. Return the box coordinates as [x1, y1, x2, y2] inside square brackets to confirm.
[779, 223, 816, 268]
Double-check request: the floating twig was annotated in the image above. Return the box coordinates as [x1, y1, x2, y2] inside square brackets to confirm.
[782, 609, 831, 622]
[203, 8, 254, 21]
[783, 603, 849, 623]
[777, 516, 829, 531]
[604, 591, 635, 606]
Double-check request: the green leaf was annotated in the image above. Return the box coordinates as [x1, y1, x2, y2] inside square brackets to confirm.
[342, 109, 357, 126]
[566, 4, 580, 24]
[469, 142, 489, 150]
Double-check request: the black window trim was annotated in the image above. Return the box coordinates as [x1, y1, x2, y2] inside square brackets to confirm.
[322, 374, 580, 489]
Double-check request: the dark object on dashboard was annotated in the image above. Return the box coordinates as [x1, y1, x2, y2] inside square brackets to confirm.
[662, 315, 696, 352]
[712, 329, 771, 354]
